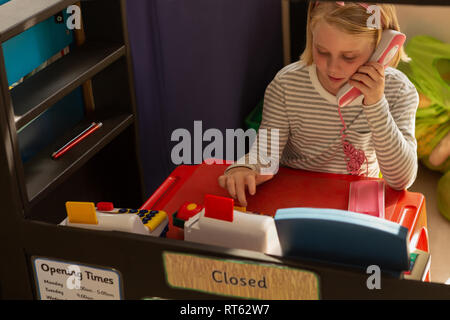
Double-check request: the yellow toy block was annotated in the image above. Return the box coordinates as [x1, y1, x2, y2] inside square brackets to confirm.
[186, 203, 198, 211]
[144, 210, 167, 232]
[66, 201, 98, 225]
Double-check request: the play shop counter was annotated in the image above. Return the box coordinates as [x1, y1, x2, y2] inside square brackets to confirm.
[28, 163, 450, 300]
[143, 164, 427, 241]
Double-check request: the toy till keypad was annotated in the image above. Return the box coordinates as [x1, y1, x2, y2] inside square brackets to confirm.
[116, 208, 167, 232]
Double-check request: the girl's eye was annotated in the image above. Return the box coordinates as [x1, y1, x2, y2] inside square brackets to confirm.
[317, 50, 356, 61]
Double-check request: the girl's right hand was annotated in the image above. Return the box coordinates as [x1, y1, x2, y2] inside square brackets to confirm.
[217, 167, 273, 207]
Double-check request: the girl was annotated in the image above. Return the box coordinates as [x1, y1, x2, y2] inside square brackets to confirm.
[218, 1, 419, 206]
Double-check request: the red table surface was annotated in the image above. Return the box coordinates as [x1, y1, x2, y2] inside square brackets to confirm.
[141, 163, 425, 242]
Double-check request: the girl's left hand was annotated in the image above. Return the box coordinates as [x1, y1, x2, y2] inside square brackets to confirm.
[348, 61, 385, 106]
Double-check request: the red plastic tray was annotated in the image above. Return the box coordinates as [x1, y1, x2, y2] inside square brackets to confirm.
[140, 163, 426, 243]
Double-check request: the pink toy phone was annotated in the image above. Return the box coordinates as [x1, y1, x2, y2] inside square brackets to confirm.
[337, 29, 406, 107]
[348, 180, 385, 219]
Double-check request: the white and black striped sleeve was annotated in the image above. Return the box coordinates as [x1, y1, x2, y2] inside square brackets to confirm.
[363, 81, 419, 190]
[226, 74, 290, 175]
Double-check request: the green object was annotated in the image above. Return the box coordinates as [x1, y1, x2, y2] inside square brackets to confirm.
[437, 171, 450, 221]
[245, 99, 263, 131]
[422, 153, 450, 174]
[408, 252, 418, 272]
[397, 36, 450, 159]
[172, 212, 185, 229]
[398, 35, 450, 109]
[397, 36, 450, 221]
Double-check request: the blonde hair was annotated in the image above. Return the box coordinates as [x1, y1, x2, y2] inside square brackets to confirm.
[300, 2, 410, 68]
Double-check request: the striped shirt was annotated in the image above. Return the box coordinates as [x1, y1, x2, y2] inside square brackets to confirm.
[228, 61, 419, 190]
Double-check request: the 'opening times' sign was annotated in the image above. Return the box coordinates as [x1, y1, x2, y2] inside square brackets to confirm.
[32, 257, 123, 300]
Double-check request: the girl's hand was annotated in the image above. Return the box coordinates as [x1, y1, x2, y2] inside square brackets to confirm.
[218, 167, 273, 206]
[348, 61, 385, 106]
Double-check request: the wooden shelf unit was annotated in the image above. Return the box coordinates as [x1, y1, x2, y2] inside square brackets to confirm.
[0, 0, 144, 223]
[12, 41, 125, 130]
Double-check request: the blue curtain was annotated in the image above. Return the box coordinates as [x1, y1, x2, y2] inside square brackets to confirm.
[126, 0, 283, 196]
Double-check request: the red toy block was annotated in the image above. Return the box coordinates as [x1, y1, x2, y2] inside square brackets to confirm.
[204, 194, 234, 222]
[177, 202, 203, 220]
[97, 202, 114, 211]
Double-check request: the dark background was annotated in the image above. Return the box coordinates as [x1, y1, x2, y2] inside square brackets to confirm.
[126, 0, 293, 196]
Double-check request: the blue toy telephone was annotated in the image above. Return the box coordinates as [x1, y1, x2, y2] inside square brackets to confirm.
[337, 29, 406, 107]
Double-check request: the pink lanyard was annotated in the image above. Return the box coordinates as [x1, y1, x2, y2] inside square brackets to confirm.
[337, 104, 369, 176]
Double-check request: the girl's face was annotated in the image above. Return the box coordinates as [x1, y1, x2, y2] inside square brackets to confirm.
[312, 21, 375, 95]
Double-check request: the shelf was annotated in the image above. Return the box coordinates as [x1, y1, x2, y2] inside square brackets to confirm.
[23, 111, 134, 205]
[11, 41, 126, 130]
[0, 0, 77, 42]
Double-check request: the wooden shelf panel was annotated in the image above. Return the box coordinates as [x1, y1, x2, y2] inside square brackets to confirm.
[11, 41, 125, 130]
[23, 111, 134, 205]
[0, 0, 78, 42]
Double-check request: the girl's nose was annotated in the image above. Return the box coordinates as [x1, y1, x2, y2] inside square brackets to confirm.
[327, 57, 341, 74]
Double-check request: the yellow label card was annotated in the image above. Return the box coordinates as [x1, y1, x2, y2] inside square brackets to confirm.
[163, 252, 320, 300]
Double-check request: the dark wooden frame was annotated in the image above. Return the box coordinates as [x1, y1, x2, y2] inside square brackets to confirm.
[0, 0, 449, 299]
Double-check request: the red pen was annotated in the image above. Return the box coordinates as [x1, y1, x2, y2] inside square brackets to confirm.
[52, 122, 103, 159]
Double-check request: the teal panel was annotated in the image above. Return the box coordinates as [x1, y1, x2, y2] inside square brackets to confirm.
[2, 7, 74, 86]
[1, 0, 83, 162]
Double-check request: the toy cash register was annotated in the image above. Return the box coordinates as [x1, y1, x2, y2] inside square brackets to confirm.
[184, 195, 282, 255]
[60, 201, 169, 237]
[139, 163, 431, 280]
